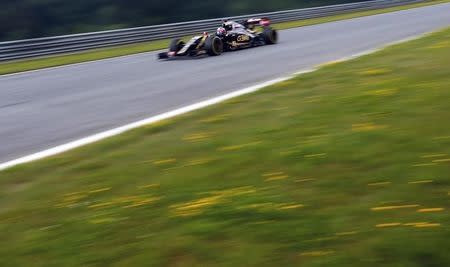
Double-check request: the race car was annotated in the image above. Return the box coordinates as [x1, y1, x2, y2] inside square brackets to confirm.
[157, 18, 276, 60]
[215, 17, 278, 51]
[158, 32, 223, 59]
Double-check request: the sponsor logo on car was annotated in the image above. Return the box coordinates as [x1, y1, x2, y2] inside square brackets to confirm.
[237, 35, 250, 42]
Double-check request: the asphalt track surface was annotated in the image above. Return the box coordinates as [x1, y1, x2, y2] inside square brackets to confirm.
[1, 3, 450, 164]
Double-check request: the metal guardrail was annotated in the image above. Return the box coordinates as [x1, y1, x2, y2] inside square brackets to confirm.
[0, 0, 424, 61]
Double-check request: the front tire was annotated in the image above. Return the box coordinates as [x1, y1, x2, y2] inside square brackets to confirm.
[205, 36, 223, 56]
[169, 38, 185, 53]
[261, 27, 278, 45]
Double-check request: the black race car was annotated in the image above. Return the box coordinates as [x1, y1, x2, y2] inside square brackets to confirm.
[216, 18, 278, 51]
[158, 32, 223, 59]
[157, 17, 277, 60]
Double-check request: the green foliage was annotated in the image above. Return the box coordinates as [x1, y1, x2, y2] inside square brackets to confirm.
[0, 0, 368, 41]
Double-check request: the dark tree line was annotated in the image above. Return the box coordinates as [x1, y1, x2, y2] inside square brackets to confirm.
[0, 0, 370, 41]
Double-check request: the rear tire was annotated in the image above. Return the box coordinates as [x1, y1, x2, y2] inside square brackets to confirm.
[169, 38, 185, 52]
[261, 27, 277, 45]
[205, 36, 223, 56]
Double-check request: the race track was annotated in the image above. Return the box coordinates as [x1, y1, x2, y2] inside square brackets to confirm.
[1, 3, 450, 163]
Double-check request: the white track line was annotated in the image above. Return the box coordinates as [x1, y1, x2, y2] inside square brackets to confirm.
[0, 31, 435, 171]
[0, 71, 313, 171]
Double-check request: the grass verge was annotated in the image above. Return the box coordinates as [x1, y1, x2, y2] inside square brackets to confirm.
[1, 26, 449, 266]
[1, 0, 449, 75]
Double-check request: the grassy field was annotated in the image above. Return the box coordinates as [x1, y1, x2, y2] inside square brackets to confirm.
[1, 0, 449, 75]
[1, 25, 449, 266]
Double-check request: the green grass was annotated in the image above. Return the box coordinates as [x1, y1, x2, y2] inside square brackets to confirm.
[1, 26, 449, 266]
[1, 0, 449, 75]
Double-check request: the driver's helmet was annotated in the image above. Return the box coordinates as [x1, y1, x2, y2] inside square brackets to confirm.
[222, 20, 233, 31]
[216, 27, 226, 37]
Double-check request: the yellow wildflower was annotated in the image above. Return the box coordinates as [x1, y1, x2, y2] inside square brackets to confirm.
[123, 197, 160, 208]
[376, 223, 402, 227]
[89, 187, 111, 194]
[360, 68, 390, 76]
[403, 222, 429, 226]
[88, 202, 115, 209]
[300, 250, 335, 256]
[295, 178, 315, 183]
[263, 172, 284, 177]
[335, 231, 358, 236]
[368, 182, 391, 186]
[432, 158, 450, 163]
[371, 204, 419, 211]
[218, 141, 262, 151]
[278, 204, 304, 210]
[352, 122, 386, 132]
[138, 183, 160, 189]
[408, 180, 433, 184]
[421, 154, 446, 158]
[153, 158, 176, 165]
[367, 88, 397, 96]
[304, 153, 327, 158]
[265, 175, 289, 181]
[413, 223, 441, 228]
[417, 208, 444, 213]
[182, 132, 213, 142]
[199, 114, 230, 123]
[412, 163, 437, 167]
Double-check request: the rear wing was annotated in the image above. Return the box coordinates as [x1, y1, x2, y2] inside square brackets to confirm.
[242, 17, 271, 27]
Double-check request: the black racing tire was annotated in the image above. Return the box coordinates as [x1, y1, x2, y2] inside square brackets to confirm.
[205, 36, 223, 56]
[169, 38, 185, 52]
[261, 27, 278, 45]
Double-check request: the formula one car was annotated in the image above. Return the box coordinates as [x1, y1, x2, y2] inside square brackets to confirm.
[215, 17, 278, 51]
[157, 17, 276, 60]
[158, 32, 223, 59]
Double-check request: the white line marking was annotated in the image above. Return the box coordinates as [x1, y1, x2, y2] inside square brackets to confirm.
[0, 30, 438, 171]
[0, 70, 313, 171]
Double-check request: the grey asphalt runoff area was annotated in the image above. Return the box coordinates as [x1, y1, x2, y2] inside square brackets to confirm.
[1, 3, 450, 164]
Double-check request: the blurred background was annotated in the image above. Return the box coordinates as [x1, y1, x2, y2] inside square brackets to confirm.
[0, 0, 370, 41]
